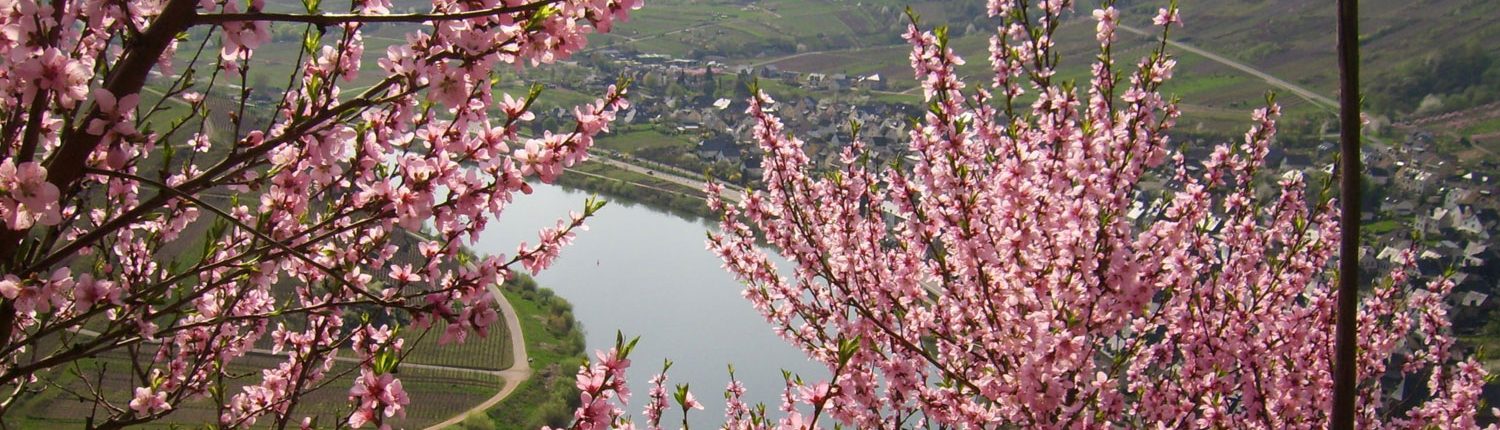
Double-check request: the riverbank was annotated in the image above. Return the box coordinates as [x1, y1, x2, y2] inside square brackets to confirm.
[556, 159, 716, 219]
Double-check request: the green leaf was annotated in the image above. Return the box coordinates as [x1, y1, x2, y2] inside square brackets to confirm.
[374, 349, 398, 374]
[837, 336, 861, 366]
[673, 383, 690, 406]
[303, 30, 320, 56]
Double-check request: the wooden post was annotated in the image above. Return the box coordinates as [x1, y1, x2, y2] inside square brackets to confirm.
[1332, 0, 1360, 426]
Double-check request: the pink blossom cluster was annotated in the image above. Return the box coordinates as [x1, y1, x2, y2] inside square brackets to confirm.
[555, 336, 721, 430]
[348, 369, 410, 429]
[0, 160, 60, 230]
[0, 0, 638, 426]
[548, 339, 638, 430]
[564, 0, 1492, 429]
[643, 362, 672, 429]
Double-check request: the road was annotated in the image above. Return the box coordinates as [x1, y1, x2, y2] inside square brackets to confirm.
[1116, 24, 1338, 112]
[741, 49, 831, 69]
[589, 156, 746, 202]
[423, 284, 532, 430]
[740, 24, 1342, 104]
[564, 165, 703, 201]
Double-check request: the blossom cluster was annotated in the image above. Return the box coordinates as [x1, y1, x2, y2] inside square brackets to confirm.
[0, 0, 638, 427]
[566, 0, 1492, 428]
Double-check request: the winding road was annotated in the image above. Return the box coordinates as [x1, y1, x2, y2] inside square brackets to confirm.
[422, 284, 532, 430]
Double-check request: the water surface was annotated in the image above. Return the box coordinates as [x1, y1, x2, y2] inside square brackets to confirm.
[476, 183, 824, 424]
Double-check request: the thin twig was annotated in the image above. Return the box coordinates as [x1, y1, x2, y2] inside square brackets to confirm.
[190, 0, 563, 26]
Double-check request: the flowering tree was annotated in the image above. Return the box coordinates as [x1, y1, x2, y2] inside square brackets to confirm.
[0, 0, 638, 427]
[561, 0, 1492, 429]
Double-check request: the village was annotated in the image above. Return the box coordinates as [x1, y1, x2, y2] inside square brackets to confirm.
[523, 49, 1500, 342]
[1361, 132, 1500, 336]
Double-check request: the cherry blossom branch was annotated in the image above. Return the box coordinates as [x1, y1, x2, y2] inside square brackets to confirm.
[44, 0, 195, 196]
[189, 0, 565, 26]
[79, 167, 390, 304]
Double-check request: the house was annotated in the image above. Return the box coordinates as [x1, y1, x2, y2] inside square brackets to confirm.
[1393, 167, 1434, 193]
[1280, 152, 1313, 170]
[1452, 290, 1495, 326]
[1463, 242, 1489, 266]
[743, 155, 764, 180]
[759, 65, 783, 78]
[696, 134, 740, 163]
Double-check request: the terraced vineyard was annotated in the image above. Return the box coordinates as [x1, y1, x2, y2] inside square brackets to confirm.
[5, 351, 502, 429]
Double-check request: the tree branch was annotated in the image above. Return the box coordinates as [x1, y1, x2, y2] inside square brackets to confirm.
[81, 167, 392, 306]
[190, 0, 564, 26]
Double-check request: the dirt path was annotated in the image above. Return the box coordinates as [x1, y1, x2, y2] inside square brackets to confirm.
[741, 49, 832, 69]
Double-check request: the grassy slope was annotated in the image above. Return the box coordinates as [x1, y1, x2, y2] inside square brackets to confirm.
[1150, 0, 1500, 95]
[598, 125, 696, 155]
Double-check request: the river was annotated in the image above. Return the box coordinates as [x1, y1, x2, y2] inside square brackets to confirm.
[475, 183, 825, 425]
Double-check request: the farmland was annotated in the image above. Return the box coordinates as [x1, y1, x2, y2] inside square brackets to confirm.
[597, 125, 697, 156]
[4, 350, 502, 429]
[402, 318, 516, 372]
[5, 271, 557, 428]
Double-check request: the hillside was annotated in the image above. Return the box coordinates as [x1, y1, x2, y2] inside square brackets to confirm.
[581, 0, 1498, 139]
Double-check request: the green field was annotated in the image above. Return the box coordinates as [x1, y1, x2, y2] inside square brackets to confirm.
[577, 0, 1497, 146]
[598, 125, 695, 155]
[1461, 116, 1500, 137]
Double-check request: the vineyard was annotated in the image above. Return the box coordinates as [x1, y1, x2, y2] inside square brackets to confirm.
[400, 314, 516, 371]
[5, 351, 502, 429]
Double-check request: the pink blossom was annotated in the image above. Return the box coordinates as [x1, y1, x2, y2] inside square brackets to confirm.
[681, 389, 704, 410]
[0, 160, 61, 230]
[501, 93, 535, 121]
[389, 264, 421, 283]
[347, 370, 409, 428]
[14, 48, 90, 107]
[681, 1, 1483, 428]
[1093, 7, 1119, 42]
[72, 273, 120, 309]
[0, 0, 636, 426]
[129, 387, 171, 415]
[1153, 7, 1184, 27]
[87, 89, 141, 142]
[219, 0, 271, 59]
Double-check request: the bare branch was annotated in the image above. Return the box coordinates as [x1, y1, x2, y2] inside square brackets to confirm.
[190, 0, 564, 26]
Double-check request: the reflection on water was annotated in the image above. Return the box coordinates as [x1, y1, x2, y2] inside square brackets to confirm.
[476, 183, 824, 424]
